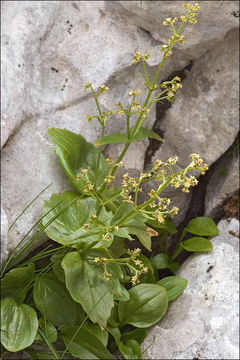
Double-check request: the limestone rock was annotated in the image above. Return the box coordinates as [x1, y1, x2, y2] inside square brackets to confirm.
[1, 0, 158, 148]
[1, 207, 9, 264]
[152, 27, 239, 169]
[142, 218, 239, 359]
[106, 1, 239, 66]
[144, 27, 239, 224]
[204, 148, 239, 219]
[1, 0, 160, 251]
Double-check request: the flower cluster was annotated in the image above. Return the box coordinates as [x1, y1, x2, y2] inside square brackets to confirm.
[119, 153, 208, 224]
[93, 248, 148, 285]
[159, 76, 182, 102]
[106, 158, 124, 168]
[132, 50, 151, 64]
[126, 248, 148, 285]
[182, 3, 200, 24]
[116, 102, 126, 116]
[81, 214, 119, 243]
[189, 153, 209, 174]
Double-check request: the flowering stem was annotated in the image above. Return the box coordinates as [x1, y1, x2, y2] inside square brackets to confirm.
[100, 14, 189, 194]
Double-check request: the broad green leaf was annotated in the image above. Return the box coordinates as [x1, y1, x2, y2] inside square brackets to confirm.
[121, 328, 147, 345]
[109, 236, 126, 258]
[102, 186, 122, 207]
[118, 284, 168, 328]
[118, 339, 142, 359]
[164, 217, 177, 234]
[113, 284, 130, 301]
[83, 322, 108, 347]
[1, 298, 38, 352]
[139, 253, 156, 283]
[157, 276, 187, 301]
[107, 303, 119, 327]
[132, 127, 164, 143]
[107, 325, 121, 345]
[42, 191, 96, 245]
[62, 251, 120, 329]
[1, 263, 35, 303]
[125, 219, 158, 251]
[111, 202, 128, 224]
[61, 326, 113, 359]
[33, 272, 77, 326]
[42, 192, 113, 247]
[185, 217, 218, 237]
[182, 237, 213, 252]
[26, 349, 55, 360]
[146, 216, 177, 234]
[95, 133, 129, 146]
[151, 253, 180, 274]
[39, 317, 57, 343]
[48, 128, 110, 193]
[51, 250, 67, 283]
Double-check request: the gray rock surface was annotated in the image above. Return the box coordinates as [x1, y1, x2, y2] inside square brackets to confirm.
[106, 1, 239, 61]
[1, 0, 158, 148]
[152, 27, 239, 169]
[142, 218, 239, 359]
[204, 148, 239, 219]
[145, 27, 239, 224]
[1, 207, 9, 264]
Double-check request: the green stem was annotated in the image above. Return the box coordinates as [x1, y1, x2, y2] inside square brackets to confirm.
[39, 328, 60, 360]
[100, 17, 188, 194]
[8, 183, 52, 231]
[171, 243, 183, 261]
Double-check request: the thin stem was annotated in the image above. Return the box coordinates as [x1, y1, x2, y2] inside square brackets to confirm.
[8, 183, 52, 231]
[171, 243, 183, 261]
[38, 328, 60, 360]
[100, 17, 189, 193]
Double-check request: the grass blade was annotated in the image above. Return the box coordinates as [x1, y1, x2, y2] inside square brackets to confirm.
[8, 183, 52, 231]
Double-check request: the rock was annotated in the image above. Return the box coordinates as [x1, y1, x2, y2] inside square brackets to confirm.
[1, 1, 239, 253]
[204, 147, 239, 219]
[144, 27, 239, 224]
[1, 207, 9, 264]
[106, 1, 239, 66]
[2, 0, 161, 250]
[152, 27, 239, 169]
[142, 219, 239, 359]
[1, 1, 158, 148]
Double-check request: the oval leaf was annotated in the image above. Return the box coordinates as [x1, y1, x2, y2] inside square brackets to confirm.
[182, 237, 213, 252]
[118, 284, 168, 328]
[61, 326, 113, 359]
[157, 276, 187, 301]
[48, 128, 110, 193]
[62, 251, 116, 329]
[1, 263, 35, 303]
[33, 272, 77, 326]
[151, 253, 180, 274]
[121, 328, 147, 345]
[95, 133, 129, 146]
[106, 325, 121, 345]
[39, 317, 57, 343]
[185, 217, 218, 236]
[83, 322, 108, 347]
[1, 298, 38, 352]
[118, 339, 142, 359]
[42, 191, 101, 246]
[125, 219, 152, 251]
[132, 127, 164, 143]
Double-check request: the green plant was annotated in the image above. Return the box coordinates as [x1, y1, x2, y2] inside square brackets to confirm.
[1, 3, 218, 359]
